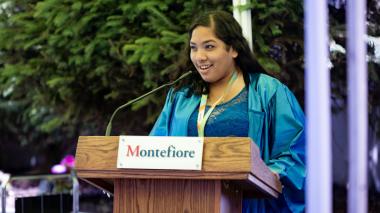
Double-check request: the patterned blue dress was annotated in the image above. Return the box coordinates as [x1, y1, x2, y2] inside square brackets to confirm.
[187, 87, 249, 137]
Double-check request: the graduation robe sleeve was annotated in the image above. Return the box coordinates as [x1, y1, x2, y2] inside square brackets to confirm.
[266, 84, 305, 213]
[244, 74, 305, 213]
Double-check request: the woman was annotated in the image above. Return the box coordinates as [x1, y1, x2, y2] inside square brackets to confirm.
[150, 10, 305, 213]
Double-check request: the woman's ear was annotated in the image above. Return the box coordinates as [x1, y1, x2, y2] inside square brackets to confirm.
[231, 48, 238, 58]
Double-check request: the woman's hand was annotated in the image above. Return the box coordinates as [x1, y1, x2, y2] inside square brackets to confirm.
[273, 172, 280, 180]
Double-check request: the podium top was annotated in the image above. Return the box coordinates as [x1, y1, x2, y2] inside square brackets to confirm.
[75, 136, 282, 198]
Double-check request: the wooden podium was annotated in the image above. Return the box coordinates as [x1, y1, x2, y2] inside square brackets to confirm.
[75, 136, 282, 213]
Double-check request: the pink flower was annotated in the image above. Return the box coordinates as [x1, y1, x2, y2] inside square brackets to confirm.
[50, 155, 75, 174]
[60, 155, 75, 168]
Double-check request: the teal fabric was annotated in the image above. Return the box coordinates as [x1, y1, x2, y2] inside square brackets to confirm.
[187, 87, 249, 137]
[150, 73, 305, 213]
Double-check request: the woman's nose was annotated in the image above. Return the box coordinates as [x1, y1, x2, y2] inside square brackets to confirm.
[194, 50, 207, 61]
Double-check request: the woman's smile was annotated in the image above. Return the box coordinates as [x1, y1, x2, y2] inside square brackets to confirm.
[197, 64, 213, 74]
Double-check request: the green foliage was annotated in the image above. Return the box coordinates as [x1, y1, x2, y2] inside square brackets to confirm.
[0, 0, 308, 157]
[0, 0, 308, 153]
[0, 0, 232, 150]
[1, 0, 380, 176]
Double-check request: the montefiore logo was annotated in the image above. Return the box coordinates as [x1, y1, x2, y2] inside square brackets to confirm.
[126, 145, 195, 158]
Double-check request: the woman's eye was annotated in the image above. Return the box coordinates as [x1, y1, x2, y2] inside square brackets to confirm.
[190, 45, 197, 51]
[205, 44, 215, 49]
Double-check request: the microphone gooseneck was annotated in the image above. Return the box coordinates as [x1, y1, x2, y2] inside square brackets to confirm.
[105, 70, 193, 136]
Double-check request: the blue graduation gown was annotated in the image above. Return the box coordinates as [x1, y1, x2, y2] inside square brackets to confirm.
[150, 73, 306, 213]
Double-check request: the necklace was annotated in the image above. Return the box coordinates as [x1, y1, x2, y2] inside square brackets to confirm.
[197, 71, 238, 137]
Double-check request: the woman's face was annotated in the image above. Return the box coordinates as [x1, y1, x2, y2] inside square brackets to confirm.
[190, 26, 238, 86]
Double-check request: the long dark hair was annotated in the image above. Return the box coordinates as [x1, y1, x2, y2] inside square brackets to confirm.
[174, 10, 266, 95]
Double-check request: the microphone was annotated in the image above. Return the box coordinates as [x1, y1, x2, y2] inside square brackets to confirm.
[105, 70, 193, 136]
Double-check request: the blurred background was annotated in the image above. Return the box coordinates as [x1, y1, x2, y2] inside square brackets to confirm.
[0, 0, 379, 212]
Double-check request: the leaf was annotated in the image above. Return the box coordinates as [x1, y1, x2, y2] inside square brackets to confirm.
[257, 57, 281, 73]
[40, 117, 63, 132]
[53, 12, 69, 27]
[122, 44, 139, 54]
[146, 7, 180, 31]
[72, 14, 98, 35]
[161, 31, 187, 44]
[23, 37, 45, 50]
[135, 37, 159, 44]
[269, 24, 282, 36]
[105, 20, 123, 27]
[131, 94, 150, 111]
[46, 76, 74, 88]
[104, 91, 120, 100]
[137, 1, 166, 11]
[34, 0, 60, 18]
[119, 4, 132, 12]
[84, 41, 97, 59]
[72, 2, 82, 11]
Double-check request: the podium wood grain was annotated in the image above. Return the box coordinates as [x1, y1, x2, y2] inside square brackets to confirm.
[113, 179, 242, 213]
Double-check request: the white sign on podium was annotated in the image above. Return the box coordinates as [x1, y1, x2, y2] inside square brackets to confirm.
[117, 136, 204, 170]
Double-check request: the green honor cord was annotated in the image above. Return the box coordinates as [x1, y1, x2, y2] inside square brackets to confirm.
[196, 71, 238, 137]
